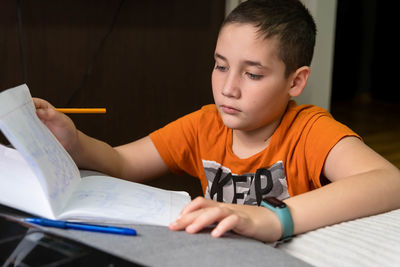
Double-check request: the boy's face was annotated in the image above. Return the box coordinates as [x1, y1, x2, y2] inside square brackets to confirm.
[212, 23, 293, 132]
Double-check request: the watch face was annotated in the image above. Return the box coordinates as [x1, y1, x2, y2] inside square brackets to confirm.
[264, 197, 286, 208]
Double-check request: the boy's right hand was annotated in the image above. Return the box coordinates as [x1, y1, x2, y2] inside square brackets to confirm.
[33, 98, 169, 181]
[33, 98, 79, 154]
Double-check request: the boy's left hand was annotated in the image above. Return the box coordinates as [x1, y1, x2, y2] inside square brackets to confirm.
[169, 196, 282, 242]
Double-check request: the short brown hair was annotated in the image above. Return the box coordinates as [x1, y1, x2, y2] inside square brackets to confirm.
[223, 0, 317, 77]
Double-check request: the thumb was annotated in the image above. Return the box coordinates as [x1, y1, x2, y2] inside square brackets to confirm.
[36, 106, 58, 122]
[36, 107, 49, 120]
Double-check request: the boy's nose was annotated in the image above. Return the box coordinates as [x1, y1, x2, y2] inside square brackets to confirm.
[221, 73, 241, 98]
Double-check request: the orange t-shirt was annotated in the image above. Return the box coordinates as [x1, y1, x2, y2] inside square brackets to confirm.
[150, 101, 359, 204]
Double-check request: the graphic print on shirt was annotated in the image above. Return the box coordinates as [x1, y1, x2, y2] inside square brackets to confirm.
[203, 160, 289, 205]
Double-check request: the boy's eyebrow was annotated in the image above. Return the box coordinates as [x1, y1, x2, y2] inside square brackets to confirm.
[214, 53, 266, 69]
[215, 53, 227, 62]
[243, 60, 265, 68]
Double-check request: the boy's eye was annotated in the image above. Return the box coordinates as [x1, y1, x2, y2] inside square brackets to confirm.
[215, 65, 228, 72]
[246, 72, 263, 80]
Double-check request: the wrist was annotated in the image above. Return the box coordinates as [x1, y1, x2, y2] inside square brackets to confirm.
[266, 208, 285, 242]
[252, 205, 283, 242]
[260, 197, 294, 241]
[69, 130, 87, 166]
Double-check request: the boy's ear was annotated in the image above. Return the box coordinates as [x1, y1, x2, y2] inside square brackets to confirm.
[288, 66, 310, 97]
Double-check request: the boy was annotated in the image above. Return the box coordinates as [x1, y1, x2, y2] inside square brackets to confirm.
[34, 0, 400, 243]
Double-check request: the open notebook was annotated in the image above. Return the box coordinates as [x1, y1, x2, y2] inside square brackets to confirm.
[0, 84, 190, 226]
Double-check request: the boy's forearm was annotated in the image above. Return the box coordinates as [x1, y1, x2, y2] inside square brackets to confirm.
[285, 167, 400, 235]
[70, 130, 124, 178]
[69, 133, 168, 182]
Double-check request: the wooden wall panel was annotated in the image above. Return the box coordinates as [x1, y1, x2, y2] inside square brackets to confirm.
[1, 0, 226, 197]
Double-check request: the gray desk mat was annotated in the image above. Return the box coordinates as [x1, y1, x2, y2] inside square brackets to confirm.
[38, 224, 311, 267]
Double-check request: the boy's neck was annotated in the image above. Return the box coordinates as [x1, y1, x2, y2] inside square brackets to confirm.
[232, 118, 281, 159]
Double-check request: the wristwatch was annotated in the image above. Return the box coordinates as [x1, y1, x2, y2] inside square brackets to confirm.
[260, 197, 293, 241]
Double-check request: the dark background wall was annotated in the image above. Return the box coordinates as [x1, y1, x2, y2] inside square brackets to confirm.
[332, 0, 399, 103]
[1, 0, 226, 197]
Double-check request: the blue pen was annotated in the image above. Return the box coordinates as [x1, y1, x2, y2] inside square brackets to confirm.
[24, 217, 137, 236]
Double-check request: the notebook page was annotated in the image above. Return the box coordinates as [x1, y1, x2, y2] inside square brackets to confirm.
[0, 144, 54, 218]
[59, 170, 191, 226]
[0, 84, 81, 216]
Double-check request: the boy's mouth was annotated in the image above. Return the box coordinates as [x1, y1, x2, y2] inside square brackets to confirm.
[221, 105, 240, 115]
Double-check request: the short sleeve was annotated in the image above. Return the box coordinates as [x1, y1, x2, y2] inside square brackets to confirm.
[149, 109, 203, 177]
[304, 115, 361, 188]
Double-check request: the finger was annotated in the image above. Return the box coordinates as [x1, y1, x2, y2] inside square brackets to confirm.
[169, 208, 204, 231]
[36, 106, 59, 122]
[32, 98, 54, 110]
[33, 98, 58, 121]
[211, 214, 241, 238]
[184, 206, 232, 234]
[180, 196, 213, 215]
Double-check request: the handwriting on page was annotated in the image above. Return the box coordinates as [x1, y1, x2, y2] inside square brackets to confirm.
[72, 188, 166, 219]
[1, 102, 79, 200]
[0, 86, 80, 214]
[64, 176, 187, 226]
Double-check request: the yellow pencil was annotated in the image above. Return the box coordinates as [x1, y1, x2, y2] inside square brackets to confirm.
[56, 108, 107, 114]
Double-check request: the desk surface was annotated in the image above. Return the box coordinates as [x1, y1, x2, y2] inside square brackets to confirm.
[38, 224, 310, 266]
[0, 204, 309, 266]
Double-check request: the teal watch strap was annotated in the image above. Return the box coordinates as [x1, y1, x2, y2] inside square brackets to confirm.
[260, 197, 293, 241]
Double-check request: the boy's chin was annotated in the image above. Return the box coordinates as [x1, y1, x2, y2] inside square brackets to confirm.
[221, 117, 247, 130]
